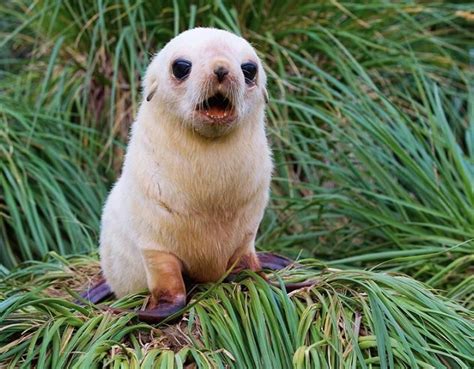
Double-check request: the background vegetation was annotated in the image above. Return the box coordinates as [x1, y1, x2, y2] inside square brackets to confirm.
[1, 1, 473, 368]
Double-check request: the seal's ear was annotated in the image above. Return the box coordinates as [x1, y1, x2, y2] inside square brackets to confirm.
[146, 79, 158, 102]
[143, 53, 160, 102]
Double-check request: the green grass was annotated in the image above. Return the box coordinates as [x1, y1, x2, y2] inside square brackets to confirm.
[1, 1, 473, 276]
[0, 1, 473, 367]
[262, 65, 473, 305]
[0, 253, 472, 368]
[0, 99, 109, 268]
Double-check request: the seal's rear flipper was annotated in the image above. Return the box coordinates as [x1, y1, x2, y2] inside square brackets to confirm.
[80, 278, 114, 304]
[257, 252, 295, 270]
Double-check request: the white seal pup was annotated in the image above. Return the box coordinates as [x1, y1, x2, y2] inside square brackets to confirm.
[99, 27, 277, 319]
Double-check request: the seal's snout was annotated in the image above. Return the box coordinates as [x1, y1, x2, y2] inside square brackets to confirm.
[214, 66, 229, 83]
[193, 58, 240, 125]
[211, 58, 232, 84]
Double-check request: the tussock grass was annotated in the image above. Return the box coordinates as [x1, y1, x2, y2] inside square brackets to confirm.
[1, 1, 472, 281]
[262, 63, 474, 305]
[1, 1, 473, 366]
[0, 99, 108, 268]
[1, 1, 472, 275]
[1, 254, 472, 368]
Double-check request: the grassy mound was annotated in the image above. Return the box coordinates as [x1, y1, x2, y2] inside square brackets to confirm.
[1, 254, 472, 368]
[1, 2, 473, 367]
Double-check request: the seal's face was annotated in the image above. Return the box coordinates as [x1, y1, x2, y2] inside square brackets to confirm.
[144, 28, 267, 138]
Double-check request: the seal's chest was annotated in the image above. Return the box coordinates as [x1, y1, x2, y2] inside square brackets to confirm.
[171, 154, 260, 207]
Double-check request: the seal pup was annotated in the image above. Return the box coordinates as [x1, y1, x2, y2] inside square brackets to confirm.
[91, 28, 292, 321]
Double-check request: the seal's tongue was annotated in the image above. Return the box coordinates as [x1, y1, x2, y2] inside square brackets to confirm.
[206, 105, 228, 118]
[199, 93, 233, 119]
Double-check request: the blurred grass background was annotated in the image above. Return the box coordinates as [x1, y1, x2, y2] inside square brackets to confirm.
[0, 1, 473, 367]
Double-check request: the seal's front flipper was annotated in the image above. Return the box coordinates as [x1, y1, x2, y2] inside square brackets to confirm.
[80, 278, 114, 304]
[257, 252, 294, 270]
[137, 295, 187, 323]
[140, 249, 187, 323]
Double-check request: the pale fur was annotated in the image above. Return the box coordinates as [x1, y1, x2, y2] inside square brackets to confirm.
[100, 28, 272, 297]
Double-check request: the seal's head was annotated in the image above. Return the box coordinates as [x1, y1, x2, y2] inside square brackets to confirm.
[143, 28, 268, 138]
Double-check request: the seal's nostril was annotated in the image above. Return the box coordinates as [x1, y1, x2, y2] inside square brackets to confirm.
[214, 66, 229, 83]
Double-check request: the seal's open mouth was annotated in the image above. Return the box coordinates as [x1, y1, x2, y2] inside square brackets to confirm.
[196, 93, 236, 123]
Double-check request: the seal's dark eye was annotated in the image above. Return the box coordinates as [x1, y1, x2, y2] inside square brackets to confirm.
[241, 62, 257, 84]
[172, 59, 192, 80]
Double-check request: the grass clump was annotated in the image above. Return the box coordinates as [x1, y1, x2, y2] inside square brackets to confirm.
[0, 1, 473, 367]
[263, 62, 474, 305]
[0, 99, 108, 268]
[1, 254, 472, 368]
